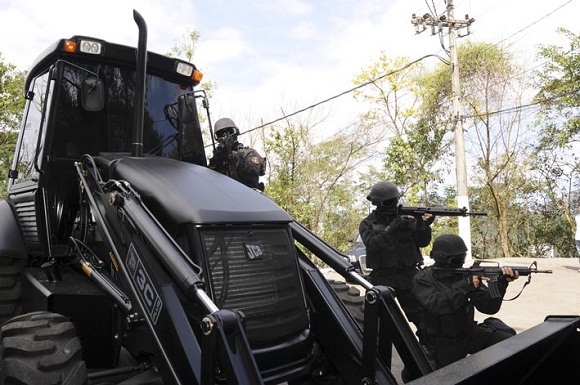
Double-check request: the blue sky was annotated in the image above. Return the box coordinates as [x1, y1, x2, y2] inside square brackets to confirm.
[1, 0, 578, 139]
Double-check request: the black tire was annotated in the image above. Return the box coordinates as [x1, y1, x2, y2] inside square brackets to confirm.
[328, 280, 365, 327]
[0, 256, 25, 325]
[0, 312, 87, 385]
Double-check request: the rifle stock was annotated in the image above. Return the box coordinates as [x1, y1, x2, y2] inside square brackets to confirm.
[397, 205, 487, 217]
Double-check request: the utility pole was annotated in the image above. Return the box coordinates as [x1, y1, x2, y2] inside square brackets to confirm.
[411, 0, 475, 259]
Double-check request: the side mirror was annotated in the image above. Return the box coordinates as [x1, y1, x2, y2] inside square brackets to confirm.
[178, 93, 197, 124]
[81, 78, 104, 111]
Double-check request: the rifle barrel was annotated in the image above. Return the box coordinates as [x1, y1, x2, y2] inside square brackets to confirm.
[494, 266, 553, 276]
[397, 205, 487, 217]
[434, 266, 552, 275]
[466, 211, 487, 216]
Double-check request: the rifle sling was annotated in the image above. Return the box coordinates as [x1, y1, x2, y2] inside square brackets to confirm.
[502, 274, 532, 301]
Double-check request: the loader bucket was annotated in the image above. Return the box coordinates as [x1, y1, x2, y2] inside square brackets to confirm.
[408, 315, 580, 385]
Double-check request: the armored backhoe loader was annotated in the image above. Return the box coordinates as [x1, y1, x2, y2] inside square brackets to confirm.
[0, 9, 578, 385]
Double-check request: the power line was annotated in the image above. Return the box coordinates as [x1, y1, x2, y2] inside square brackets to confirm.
[241, 0, 573, 139]
[240, 53, 445, 136]
[495, 0, 573, 47]
[463, 88, 576, 120]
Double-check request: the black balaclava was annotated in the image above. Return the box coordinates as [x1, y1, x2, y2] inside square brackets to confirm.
[374, 197, 398, 224]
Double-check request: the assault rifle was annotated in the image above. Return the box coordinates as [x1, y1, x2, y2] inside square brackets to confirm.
[434, 260, 552, 299]
[396, 205, 487, 217]
[215, 133, 241, 176]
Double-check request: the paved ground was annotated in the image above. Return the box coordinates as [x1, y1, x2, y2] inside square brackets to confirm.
[478, 257, 580, 332]
[324, 257, 580, 383]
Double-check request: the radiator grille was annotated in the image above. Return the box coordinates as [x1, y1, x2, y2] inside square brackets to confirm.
[201, 227, 308, 345]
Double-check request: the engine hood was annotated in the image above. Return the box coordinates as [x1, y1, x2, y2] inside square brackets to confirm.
[95, 154, 292, 234]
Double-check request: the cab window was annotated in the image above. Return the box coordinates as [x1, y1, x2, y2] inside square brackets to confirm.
[13, 71, 51, 184]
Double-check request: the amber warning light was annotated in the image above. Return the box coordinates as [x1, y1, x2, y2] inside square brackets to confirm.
[63, 39, 102, 55]
[63, 40, 77, 53]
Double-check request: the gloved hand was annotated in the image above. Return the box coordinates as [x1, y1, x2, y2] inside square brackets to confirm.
[414, 213, 435, 229]
[423, 214, 435, 226]
[395, 215, 411, 228]
[228, 152, 240, 167]
[382, 215, 411, 235]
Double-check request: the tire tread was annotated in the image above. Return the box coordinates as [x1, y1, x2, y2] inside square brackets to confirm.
[0, 312, 87, 385]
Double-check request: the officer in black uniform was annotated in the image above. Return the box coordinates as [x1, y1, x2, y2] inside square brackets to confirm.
[209, 118, 265, 191]
[412, 234, 519, 369]
[209, 118, 243, 173]
[359, 181, 434, 328]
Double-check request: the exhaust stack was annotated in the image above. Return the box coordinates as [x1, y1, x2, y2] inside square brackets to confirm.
[132, 10, 147, 157]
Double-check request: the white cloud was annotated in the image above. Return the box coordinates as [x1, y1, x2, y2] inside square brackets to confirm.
[291, 22, 318, 40]
[0, 0, 200, 68]
[259, 0, 313, 16]
[198, 27, 247, 66]
[1, 0, 579, 136]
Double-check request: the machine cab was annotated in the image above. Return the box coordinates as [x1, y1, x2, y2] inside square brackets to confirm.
[7, 36, 208, 258]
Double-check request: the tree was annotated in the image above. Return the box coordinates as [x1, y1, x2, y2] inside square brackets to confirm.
[353, 54, 449, 204]
[460, 42, 533, 258]
[418, 41, 535, 258]
[519, 149, 577, 258]
[0, 54, 26, 198]
[534, 28, 580, 147]
[167, 28, 216, 96]
[263, 109, 377, 252]
[533, 28, 580, 254]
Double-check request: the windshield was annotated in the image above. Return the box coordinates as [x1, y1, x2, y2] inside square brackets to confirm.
[49, 60, 205, 164]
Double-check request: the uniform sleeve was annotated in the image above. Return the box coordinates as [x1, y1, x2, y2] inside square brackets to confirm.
[470, 280, 507, 315]
[412, 270, 474, 315]
[414, 221, 431, 247]
[359, 217, 397, 255]
[209, 148, 227, 169]
[412, 219, 432, 248]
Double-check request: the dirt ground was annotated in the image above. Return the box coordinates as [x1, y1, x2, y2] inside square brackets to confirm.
[323, 257, 580, 383]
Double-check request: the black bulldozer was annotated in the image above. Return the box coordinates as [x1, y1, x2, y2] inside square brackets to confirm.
[0, 10, 578, 385]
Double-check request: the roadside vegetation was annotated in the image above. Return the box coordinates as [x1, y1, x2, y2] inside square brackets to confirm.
[1, 29, 579, 258]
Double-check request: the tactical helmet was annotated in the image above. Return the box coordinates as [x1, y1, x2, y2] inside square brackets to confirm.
[367, 181, 400, 206]
[430, 234, 468, 267]
[214, 118, 240, 139]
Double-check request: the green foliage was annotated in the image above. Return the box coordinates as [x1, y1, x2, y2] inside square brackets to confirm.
[262, 38, 577, 259]
[526, 30, 580, 257]
[352, 41, 576, 259]
[263, 115, 374, 252]
[534, 28, 580, 147]
[0, 54, 26, 198]
[167, 29, 200, 63]
[353, 54, 424, 137]
[381, 120, 449, 202]
[414, 61, 451, 123]
[263, 122, 312, 224]
[417, 41, 538, 258]
[353, 54, 449, 204]
[167, 28, 217, 96]
[166, 28, 217, 153]
[522, 149, 578, 257]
